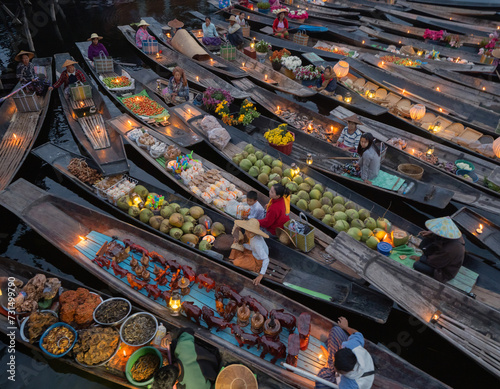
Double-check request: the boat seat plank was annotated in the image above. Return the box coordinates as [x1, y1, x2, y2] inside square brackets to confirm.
[76, 231, 325, 372]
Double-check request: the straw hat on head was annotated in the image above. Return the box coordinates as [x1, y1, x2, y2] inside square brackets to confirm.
[87, 33, 103, 41]
[492, 49, 500, 59]
[62, 59, 78, 68]
[345, 114, 362, 125]
[234, 219, 269, 238]
[228, 15, 237, 22]
[168, 19, 184, 29]
[137, 19, 150, 27]
[425, 216, 462, 239]
[15, 50, 35, 62]
[215, 364, 258, 389]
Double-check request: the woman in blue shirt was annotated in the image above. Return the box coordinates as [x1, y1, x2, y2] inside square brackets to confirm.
[162, 67, 189, 104]
[202, 16, 222, 46]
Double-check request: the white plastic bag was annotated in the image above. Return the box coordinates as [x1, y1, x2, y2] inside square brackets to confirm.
[207, 127, 231, 150]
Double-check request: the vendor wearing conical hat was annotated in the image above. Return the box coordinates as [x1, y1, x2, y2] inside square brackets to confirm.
[15, 50, 50, 97]
[230, 218, 270, 286]
[411, 216, 465, 283]
[168, 18, 184, 36]
[272, 7, 290, 39]
[227, 15, 244, 49]
[335, 114, 363, 151]
[87, 32, 109, 61]
[49, 59, 86, 92]
[135, 19, 155, 49]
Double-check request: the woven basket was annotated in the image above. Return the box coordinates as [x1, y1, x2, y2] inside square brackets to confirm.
[398, 163, 423, 180]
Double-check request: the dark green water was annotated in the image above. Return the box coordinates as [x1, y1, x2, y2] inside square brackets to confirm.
[0, 1, 499, 388]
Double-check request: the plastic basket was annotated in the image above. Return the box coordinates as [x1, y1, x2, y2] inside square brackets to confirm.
[269, 140, 294, 155]
[284, 213, 315, 253]
[456, 169, 478, 183]
[94, 51, 114, 74]
[454, 159, 475, 172]
[397, 163, 423, 180]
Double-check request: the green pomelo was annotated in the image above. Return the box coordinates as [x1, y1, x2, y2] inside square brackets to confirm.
[271, 166, 283, 176]
[260, 165, 272, 175]
[247, 154, 257, 165]
[333, 196, 345, 205]
[320, 197, 332, 206]
[249, 166, 260, 178]
[268, 180, 278, 188]
[254, 160, 265, 169]
[272, 160, 283, 168]
[169, 203, 180, 212]
[313, 184, 324, 193]
[269, 173, 281, 182]
[286, 182, 298, 193]
[322, 214, 334, 226]
[366, 236, 380, 249]
[184, 215, 196, 224]
[351, 219, 365, 229]
[358, 209, 370, 221]
[232, 154, 243, 165]
[312, 208, 325, 219]
[332, 203, 346, 213]
[334, 220, 350, 232]
[291, 194, 299, 205]
[241, 151, 249, 158]
[240, 159, 252, 172]
[345, 209, 359, 222]
[334, 211, 347, 221]
[376, 217, 392, 232]
[309, 189, 321, 200]
[293, 176, 303, 185]
[179, 207, 190, 216]
[323, 192, 334, 201]
[255, 150, 264, 160]
[117, 195, 131, 212]
[128, 206, 140, 218]
[321, 205, 332, 214]
[258, 173, 269, 184]
[181, 222, 195, 234]
[298, 183, 311, 192]
[304, 177, 315, 187]
[347, 227, 362, 241]
[345, 201, 356, 210]
[308, 199, 321, 211]
[364, 217, 377, 230]
[297, 190, 310, 201]
[281, 177, 291, 186]
[169, 228, 183, 240]
[244, 144, 255, 154]
[139, 208, 154, 224]
[297, 199, 308, 211]
[263, 155, 273, 166]
[133, 185, 149, 200]
[360, 228, 374, 242]
[283, 168, 292, 179]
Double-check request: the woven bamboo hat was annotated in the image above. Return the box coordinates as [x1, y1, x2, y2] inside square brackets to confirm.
[345, 114, 362, 125]
[62, 59, 78, 68]
[492, 49, 500, 59]
[137, 19, 150, 27]
[168, 19, 184, 29]
[87, 33, 103, 41]
[425, 217, 462, 239]
[215, 364, 258, 389]
[228, 15, 237, 22]
[15, 50, 35, 61]
[234, 219, 269, 238]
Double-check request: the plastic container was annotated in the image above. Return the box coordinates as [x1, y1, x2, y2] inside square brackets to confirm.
[454, 159, 474, 171]
[152, 323, 166, 346]
[40, 322, 78, 358]
[377, 242, 392, 256]
[125, 346, 163, 387]
[456, 169, 479, 183]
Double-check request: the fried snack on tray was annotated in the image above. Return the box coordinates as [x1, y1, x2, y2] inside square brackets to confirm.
[67, 158, 102, 184]
[27, 312, 58, 343]
[74, 327, 120, 366]
[59, 288, 101, 326]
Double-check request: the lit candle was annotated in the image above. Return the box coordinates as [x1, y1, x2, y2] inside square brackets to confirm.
[476, 224, 483, 234]
[196, 76, 199, 82]
[167, 32, 171, 38]
[264, 74, 268, 81]
[482, 87, 486, 91]
[127, 120, 132, 126]
[436, 87, 440, 92]
[362, 40, 365, 44]
[13, 133, 17, 140]
[306, 154, 313, 165]
[242, 61, 246, 67]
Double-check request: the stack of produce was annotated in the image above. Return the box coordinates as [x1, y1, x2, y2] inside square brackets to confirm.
[103, 76, 132, 89]
[120, 90, 169, 120]
[68, 158, 102, 184]
[59, 288, 102, 327]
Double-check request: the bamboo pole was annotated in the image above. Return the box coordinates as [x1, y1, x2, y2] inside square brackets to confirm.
[0, 1, 21, 24]
[20, 2, 34, 52]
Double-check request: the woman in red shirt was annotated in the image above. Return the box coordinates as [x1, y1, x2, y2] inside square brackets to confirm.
[258, 184, 290, 236]
[273, 10, 289, 39]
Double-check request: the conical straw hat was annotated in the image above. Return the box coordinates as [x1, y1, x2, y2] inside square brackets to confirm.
[15, 50, 35, 61]
[234, 219, 269, 238]
[62, 59, 78, 68]
[215, 364, 258, 389]
[425, 216, 462, 239]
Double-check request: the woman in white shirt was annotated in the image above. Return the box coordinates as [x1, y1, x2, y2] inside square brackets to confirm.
[235, 12, 247, 26]
[230, 219, 270, 286]
[202, 16, 222, 46]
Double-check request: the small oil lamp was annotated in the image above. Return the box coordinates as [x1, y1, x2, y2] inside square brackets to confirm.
[290, 163, 300, 178]
[367, 89, 376, 99]
[417, 50, 423, 56]
[430, 310, 441, 324]
[130, 192, 144, 207]
[306, 153, 313, 165]
[429, 122, 441, 134]
[202, 235, 215, 244]
[476, 224, 484, 234]
[169, 291, 182, 316]
[178, 276, 190, 295]
[276, 105, 282, 114]
[242, 61, 246, 68]
[344, 92, 352, 104]
[196, 76, 199, 82]
[250, 42, 255, 49]
[156, 52, 160, 59]
[426, 144, 435, 155]
[167, 32, 171, 38]
[264, 74, 268, 81]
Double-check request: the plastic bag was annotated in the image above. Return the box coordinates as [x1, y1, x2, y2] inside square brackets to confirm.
[200, 115, 220, 136]
[207, 127, 231, 150]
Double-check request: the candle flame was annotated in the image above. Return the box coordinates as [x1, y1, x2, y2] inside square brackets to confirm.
[436, 87, 440, 92]
[402, 89, 406, 94]
[362, 40, 365, 44]
[79, 236, 85, 241]
[13, 134, 17, 139]
[127, 120, 132, 125]
[196, 76, 199, 82]
[264, 74, 268, 81]
[482, 87, 486, 91]
[439, 108, 443, 112]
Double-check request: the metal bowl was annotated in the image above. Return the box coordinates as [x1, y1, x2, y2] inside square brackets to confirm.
[93, 297, 132, 326]
[120, 312, 158, 347]
[74, 326, 121, 367]
[19, 310, 58, 343]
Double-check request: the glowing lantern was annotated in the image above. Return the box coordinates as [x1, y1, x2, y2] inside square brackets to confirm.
[344, 92, 352, 104]
[290, 163, 300, 177]
[366, 89, 376, 99]
[426, 144, 435, 155]
[306, 154, 313, 165]
[333, 60, 349, 79]
[493, 137, 500, 158]
[169, 291, 182, 316]
[430, 310, 441, 324]
[410, 104, 426, 122]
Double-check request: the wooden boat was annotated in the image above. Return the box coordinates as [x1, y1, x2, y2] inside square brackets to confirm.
[247, 0, 360, 18]
[359, 26, 485, 64]
[331, 106, 500, 208]
[327, 231, 500, 377]
[0, 257, 289, 389]
[116, 25, 250, 100]
[53, 53, 129, 176]
[396, 0, 499, 16]
[75, 41, 202, 148]
[144, 17, 315, 98]
[359, 16, 484, 47]
[0, 57, 53, 191]
[353, 53, 500, 133]
[32, 142, 394, 322]
[0, 179, 452, 389]
[452, 207, 500, 260]
[427, 68, 500, 99]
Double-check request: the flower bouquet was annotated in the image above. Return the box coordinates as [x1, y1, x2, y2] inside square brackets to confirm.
[288, 10, 309, 22]
[423, 29, 444, 42]
[271, 6, 290, 15]
[443, 32, 462, 49]
[269, 48, 291, 70]
[293, 65, 321, 86]
[264, 123, 295, 155]
[215, 99, 260, 127]
[281, 55, 302, 79]
[214, 99, 234, 125]
[478, 32, 498, 63]
[202, 87, 234, 111]
[255, 39, 272, 53]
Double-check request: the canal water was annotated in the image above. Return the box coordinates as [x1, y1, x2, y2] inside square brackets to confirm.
[0, 1, 499, 388]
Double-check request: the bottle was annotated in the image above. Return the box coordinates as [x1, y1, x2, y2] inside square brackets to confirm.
[153, 323, 166, 346]
[403, 182, 415, 194]
[397, 183, 407, 194]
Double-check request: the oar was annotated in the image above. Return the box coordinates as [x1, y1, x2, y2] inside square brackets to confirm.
[0, 78, 38, 103]
[283, 282, 334, 301]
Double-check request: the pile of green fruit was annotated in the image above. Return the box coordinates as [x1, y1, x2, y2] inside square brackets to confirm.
[233, 143, 394, 250]
[116, 184, 226, 251]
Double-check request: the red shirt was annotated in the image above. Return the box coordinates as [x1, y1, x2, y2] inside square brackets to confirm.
[273, 17, 289, 33]
[258, 197, 290, 236]
[52, 69, 86, 89]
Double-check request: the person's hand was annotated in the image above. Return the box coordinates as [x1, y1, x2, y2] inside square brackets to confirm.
[253, 274, 264, 286]
[337, 316, 349, 330]
[333, 141, 339, 146]
[48, 86, 53, 91]
[418, 230, 433, 237]
[363, 179, 372, 185]
[410, 255, 420, 261]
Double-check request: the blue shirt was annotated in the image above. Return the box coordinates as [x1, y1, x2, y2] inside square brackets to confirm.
[337, 127, 362, 149]
[248, 201, 265, 220]
[338, 333, 365, 389]
[202, 23, 219, 38]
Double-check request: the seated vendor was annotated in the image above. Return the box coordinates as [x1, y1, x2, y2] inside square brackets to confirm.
[273, 9, 289, 39]
[258, 183, 290, 236]
[135, 19, 154, 48]
[48, 59, 86, 94]
[152, 327, 220, 389]
[15, 50, 49, 97]
[230, 218, 270, 286]
[335, 115, 362, 151]
[356, 133, 380, 185]
[411, 217, 465, 283]
[162, 66, 189, 104]
[314, 66, 337, 96]
[87, 33, 109, 61]
[202, 16, 222, 46]
[236, 11, 247, 26]
[168, 19, 184, 38]
[316, 316, 375, 389]
[227, 15, 245, 49]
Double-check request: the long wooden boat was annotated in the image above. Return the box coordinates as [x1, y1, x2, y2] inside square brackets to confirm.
[32, 142, 393, 323]
[53, 53, 129, 176]
[144, 17, 315, 98]
[75, 41, 202, 148]
[327, 232, 500, 378]
[0, 57, 53, 191]
[427, 67, 500, 99]
[0, 257, 290, 388]
[247, 0, 360, 18]
[116, 25, 250, 100]
[331, 106, 500, 207]
[0, 179, 452, 389]
[352, 54, 500, 133]
[359, 26, 485, 64]
[396, 0, 499, 16]
[452, 207, 500, 260]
